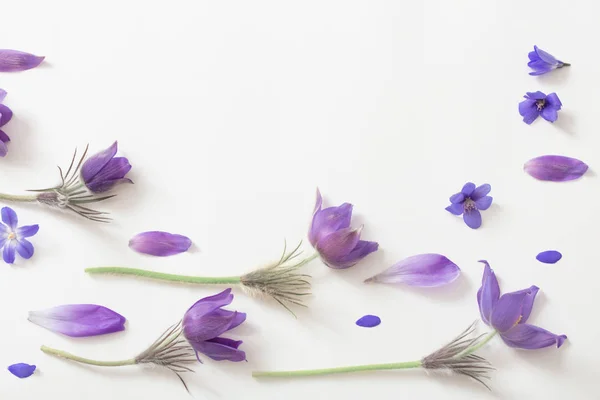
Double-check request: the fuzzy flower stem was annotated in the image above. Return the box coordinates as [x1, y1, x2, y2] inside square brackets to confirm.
[41, 346, 136, 367]
[253, 360, 422, 378]
[0, 193, 37, 202]
[85, 267, 242, 285]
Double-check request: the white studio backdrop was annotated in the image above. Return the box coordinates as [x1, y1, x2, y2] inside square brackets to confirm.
[0, 1, 596, 399]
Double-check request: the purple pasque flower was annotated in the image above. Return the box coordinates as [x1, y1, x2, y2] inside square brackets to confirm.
[81, 141, 132, 193]
[28, 304, 126, 337]
[528, 45, 569, 76]
[445, 182, 492, 229]
[0, 50, 45, 72]
[0, 89, 13, 157]
[365, 253, 460, 287]
[129, 231, 192, 256]
[0, 207, 39, 264]
[182, 289, 246, 362]
[519, 91, 562, 124]
[308, 189, 378, 269]
[478, 261, 567, 350]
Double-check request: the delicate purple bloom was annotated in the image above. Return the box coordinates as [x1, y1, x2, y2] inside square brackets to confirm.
[536, 250, 562, 264]
[524, 155, 588, 182]
[81, 141, 132, 193]
[519, 91, 562, 124]
[528, 46, 569, 76]
[8, 363, 36, 378]
[0, 89, 13, 157]
[445, 182, 492, 229]
[0, 50, 45, 72]
[365, 253, 460, 287]
[182, 289, 246, 362]
[28, 304, 126, 337]
[309, 188, 378, 269]
[0, 207, 39, 264]
[477, 260, 567, 349]
[356, 315, 381, 328]
[129, 231, 192, 256]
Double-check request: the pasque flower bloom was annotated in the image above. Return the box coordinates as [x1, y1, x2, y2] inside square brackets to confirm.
[309, 189, 378, 269]
[0, 50, 45, 72]
[477, 261, 567, 349]
[81, 141, 132, 193]
[29, 304, 126, 337]
[528, 46, 569, 76]
[445, 182, 492, 229]
[519, 91, 562, 124]
[0, 89, 13, 157]
[0, 207, 39, 264]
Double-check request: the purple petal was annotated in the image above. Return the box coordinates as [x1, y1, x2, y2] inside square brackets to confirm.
[528, 50, 540, 62]
[474, 196, 493, 211]
[81, 141, 118, 183]
[0, 89, 6, 102]
[16, 225, 39, 238]
[524, 155, 588, 182]
[470, 184, 491, 201]
[519, 99, 539, 125]
[463, 208, 482, 229]
[0, 141, 7, 157]
[506, 286, 539, 324]
[529, 69, 551, 76]
[534, 46, 558, 65]
[540, 107, 558, 122]
[184, 310, 239, 342]
[211, 309, 247, 331]
[525, 91, 547, 100]
[316, 227, 362, 268]
[501, 324, 567, 349]
[329, 240, 379, 269]
[491, 291, 529, 332]
[28, 304, 126, 337]
[536, 250, 562, 264]
[184, 289, 233, 321]
[461, 182, 475, 196]
[445, 203, 463, 215]
[0, 104, 13, 127]
[477, 260, 500, 325]
[8, 363, 36, 378]
[129, 231, 192, 256]
[356, 315, 381, 328]
[365, 253, 460, 287]
[0, 50, 44, 72]
[1, 207, 17, 229]
[309, 203, 353, 247]
[449, 192, 465, 204]
[85, 157, 132, 193]
[192, 337, 246, 362]
[3, 241, 15, 264]
[15, 239, 34, 259]
[0, 129, 10, 142]
[313, 188, 323, 214]
[545, 93, 562, 109]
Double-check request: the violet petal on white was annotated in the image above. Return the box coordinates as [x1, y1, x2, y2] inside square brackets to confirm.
[365, 254, 460, 287]
[524, 155, 588, 182]
[129, 231, 192, 256]
[28, 304, 126, 337]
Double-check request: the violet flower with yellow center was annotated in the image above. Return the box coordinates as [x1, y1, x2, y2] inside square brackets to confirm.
[445, 182, 492, 229]
[0, 207, 39, 264]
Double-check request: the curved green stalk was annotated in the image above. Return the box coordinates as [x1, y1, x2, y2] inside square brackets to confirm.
[85, 267, 242, 285]
[0, 193, 37, 202]
[253, 360, 422, 378]
[41, 346, 136, 367]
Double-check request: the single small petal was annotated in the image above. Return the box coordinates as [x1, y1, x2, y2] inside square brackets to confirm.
[463, 208, 482, 229]
[519, 99, 539, 124]
[500, 324, 567, 349]
[211, 309, 247, 331]
[540, 107, 558, 122]
[477, 260, 500, 325]
[330, 240, 378, 269]
[545, 93, 562, 109]
[192, 337, 246, 362]
[0, 104, 13, 127]
[474, 196, 493, 210]
[470, 184, 491, 201]
[461, 182, 476, 196]
[15, 238, 34, 259]
[445, 203, 464, 215]
[524, 155, 588, 182]
[449, 192, 465, 204]
[0, 141, 7, 157]
[365, 253, 460, 287]
[81, 141, 118, 182]
[356, 315, 381, 328]
[0, 129, 10, 143]
[491, 291, 529, 332]
[528, 50, 540, 62]
[28, 304, 126, 337]
[316, 226, 361, 267]
[1, 206, 17, 230]
[0, 50, 44, 72]
[8, 363, 36, 378]
[3, 240, 16, 264]
[129, 231, 192, 257]
[507, 286, 539, 324]
[525, 91, 547, 100]
[16, 225, 39, 238]
[309, 203, 353, 247]
[536, 250, 562, 264]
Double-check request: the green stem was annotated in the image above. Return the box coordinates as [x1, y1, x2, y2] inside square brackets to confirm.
[0, 193, 37, 202]
[458, 330, 498, 357]
[85, 267, 242, 285]
[253, 360, 422, 378]
[41, 346, 136, 367]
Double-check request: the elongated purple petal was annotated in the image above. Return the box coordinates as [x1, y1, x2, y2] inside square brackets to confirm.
[461, 182, 475, 196]
[365, 253, 460, 287]
[129, 231, 192, 256]
[463, 208, 482, 229]
[545, 93, 562, 109]
[192, 337, 246, 362]
[81, 141, 118, 182]
[526, 91, 546, 100]
[28, 304, 126, 337]
[184, 289, 233, 320]
[309, 203, 353, 247]
[536, 250, 562, 264]
[474, 196, 493, 210]
[445, 203, 464, 215]
[524, 155, 588, 182]
[1, 206, 17, 229]
[3, 241, 15, 264]
[356, 315, 381, 328]
[500, 324, 567, 349]
[16, 225, 39, 238]
[0, 104, 13, 127]
[491, 291, 529, 332]
[541, 107, 558, 122]
[477, 260, 500, 325]
[505, 286, 539, 325]
[449, 192, 465, 204]
[15, 239, 34, 259]
[0, 50, 44, 72]
[470, 184, 491, 201]
[8, 363, 36, 378]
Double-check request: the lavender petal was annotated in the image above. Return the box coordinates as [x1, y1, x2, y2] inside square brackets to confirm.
[85, 157, 133, 193]
[474, 196, 493, 211]
[477, 260, 500, 325]
[500, 324, 567, 349]
[519, 99, 539, 124]
[184, 311, 240, 342]
[536, 250, 562, 264]
[540, 107, 558, 122]
[0, 129, 10, 143]
[0, 104, 13, 127]
[16, 225, 39, 238]
[309, 203, 353, 247]
[211, 309, 247, 331]
[461, 182, 476, 196]
[3, 241, 15, 264]
[15, 239, 34, 259]
[534, 46, 558, 65]
[1, 206, 18, 229]
[129, 231, 192, 257]
[184, 289, 234, 319]
[365, 253, 460, 287]
[0, 50, 44, 72]
[449, 192, 465, 204]
[504, 286, 539, 324]
[8, 363, 36, 378]
[356, 315, 381, 328]
[81, 141, 118, 183]
[490, 291, 529, 332]
[192, 337, 246, 362]
[545, 93, 562, 109]
[470, 184, 491, 201]
[316, 226, 362, 268]
[524, 155, 588, 182]
[445, 203, 464, 215]
[28, 304, 126, 337]
[330, 240, 379, 269]
[463, 208, 482, 229]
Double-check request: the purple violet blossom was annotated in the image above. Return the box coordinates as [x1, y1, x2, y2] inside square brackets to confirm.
[478, 260, 567, 349]
[0, 89, 13, 157]
[365, 254, 460, 287]
[309, 189, 378, 269]
[524, 155, 588, 182]
[182, 289, 246, 362]
[445, 183, 492, 229]
[129, 231, 192, 256]
[28, 304, 126, 337]
[81, 141, 133, 193]
[528, 46, 569, 76]
[519, 91, 562, 124]
[0, 207, 39, 264]
[0, 50, 45, 72]
[8, 363, 36, 378]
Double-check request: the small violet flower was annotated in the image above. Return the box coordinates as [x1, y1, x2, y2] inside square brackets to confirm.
[478, 261, 567, 349]
[0, 89, 13, 157]
[0, 50, 45, 72]
[309, 189, 378, 269]
[8, 363, 36, 378]
[528, 45, 569, 76]
[445, 183, 492, 229]
[182, 288, 246, 362]
[0, 207, 39, 264]
[129, 231, 192, 257]
[519, 91, 562, 124]
[81, 141, 133, 193]
[28, 304, 126, 337]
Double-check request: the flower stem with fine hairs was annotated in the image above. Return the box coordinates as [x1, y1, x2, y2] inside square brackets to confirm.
[85, 267, 242, 284]
[253, 360, 422, 377]
[40, 346, 136, 367]
[0, 193, 37, 202]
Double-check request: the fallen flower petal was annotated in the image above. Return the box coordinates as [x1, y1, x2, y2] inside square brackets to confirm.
[524, 155, 588, 182]
[8, 363, 36, 378]
[356, 315, 381, 328]
[129, 231, 192, 256]
[28, 304, 126, 337]
[0, 50, 44, 72]
[536, 250, 562, 264]
[365, 254, 460, 287]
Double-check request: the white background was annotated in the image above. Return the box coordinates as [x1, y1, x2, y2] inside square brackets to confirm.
[0, 1, 595, 399]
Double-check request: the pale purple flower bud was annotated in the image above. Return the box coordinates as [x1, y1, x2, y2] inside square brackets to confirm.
[28, 304, 126, 337]
[0, 50, 44, 72]
[365, 254, 460, 287]
[524, 155, 588, 182]
[129, 231, 192, 256]
[81, 141, 132, 193]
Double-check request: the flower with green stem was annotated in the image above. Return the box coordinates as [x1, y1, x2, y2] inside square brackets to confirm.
[85, 241, 316, 315]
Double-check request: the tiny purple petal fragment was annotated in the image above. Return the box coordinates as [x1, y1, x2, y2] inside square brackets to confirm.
[524, 155, 588, 182]
[365, 254, 460, 287]
[8, 363, 36, 378]
[0, 50, 45, 72]
[356, 315, 381, 328]
[536, 250, 562, 264]
[129, 231, 192, 256]
[28, 304, 126, 337]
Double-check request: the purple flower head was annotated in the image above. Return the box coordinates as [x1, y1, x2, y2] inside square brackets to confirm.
[0, 207, 39, 264]
[445, 182, 492, 229]
[0, 89, 13, 157]
[528, 46, 569, 76]
[81, 141, 133, 193]
[308, 189, 378, 269]
[519, 91, 562, 124]
[0, 50, 44, 72]
[28, 304, 126, 337]
[477, 261, 567, 350]
[182, 289, 246, 362]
